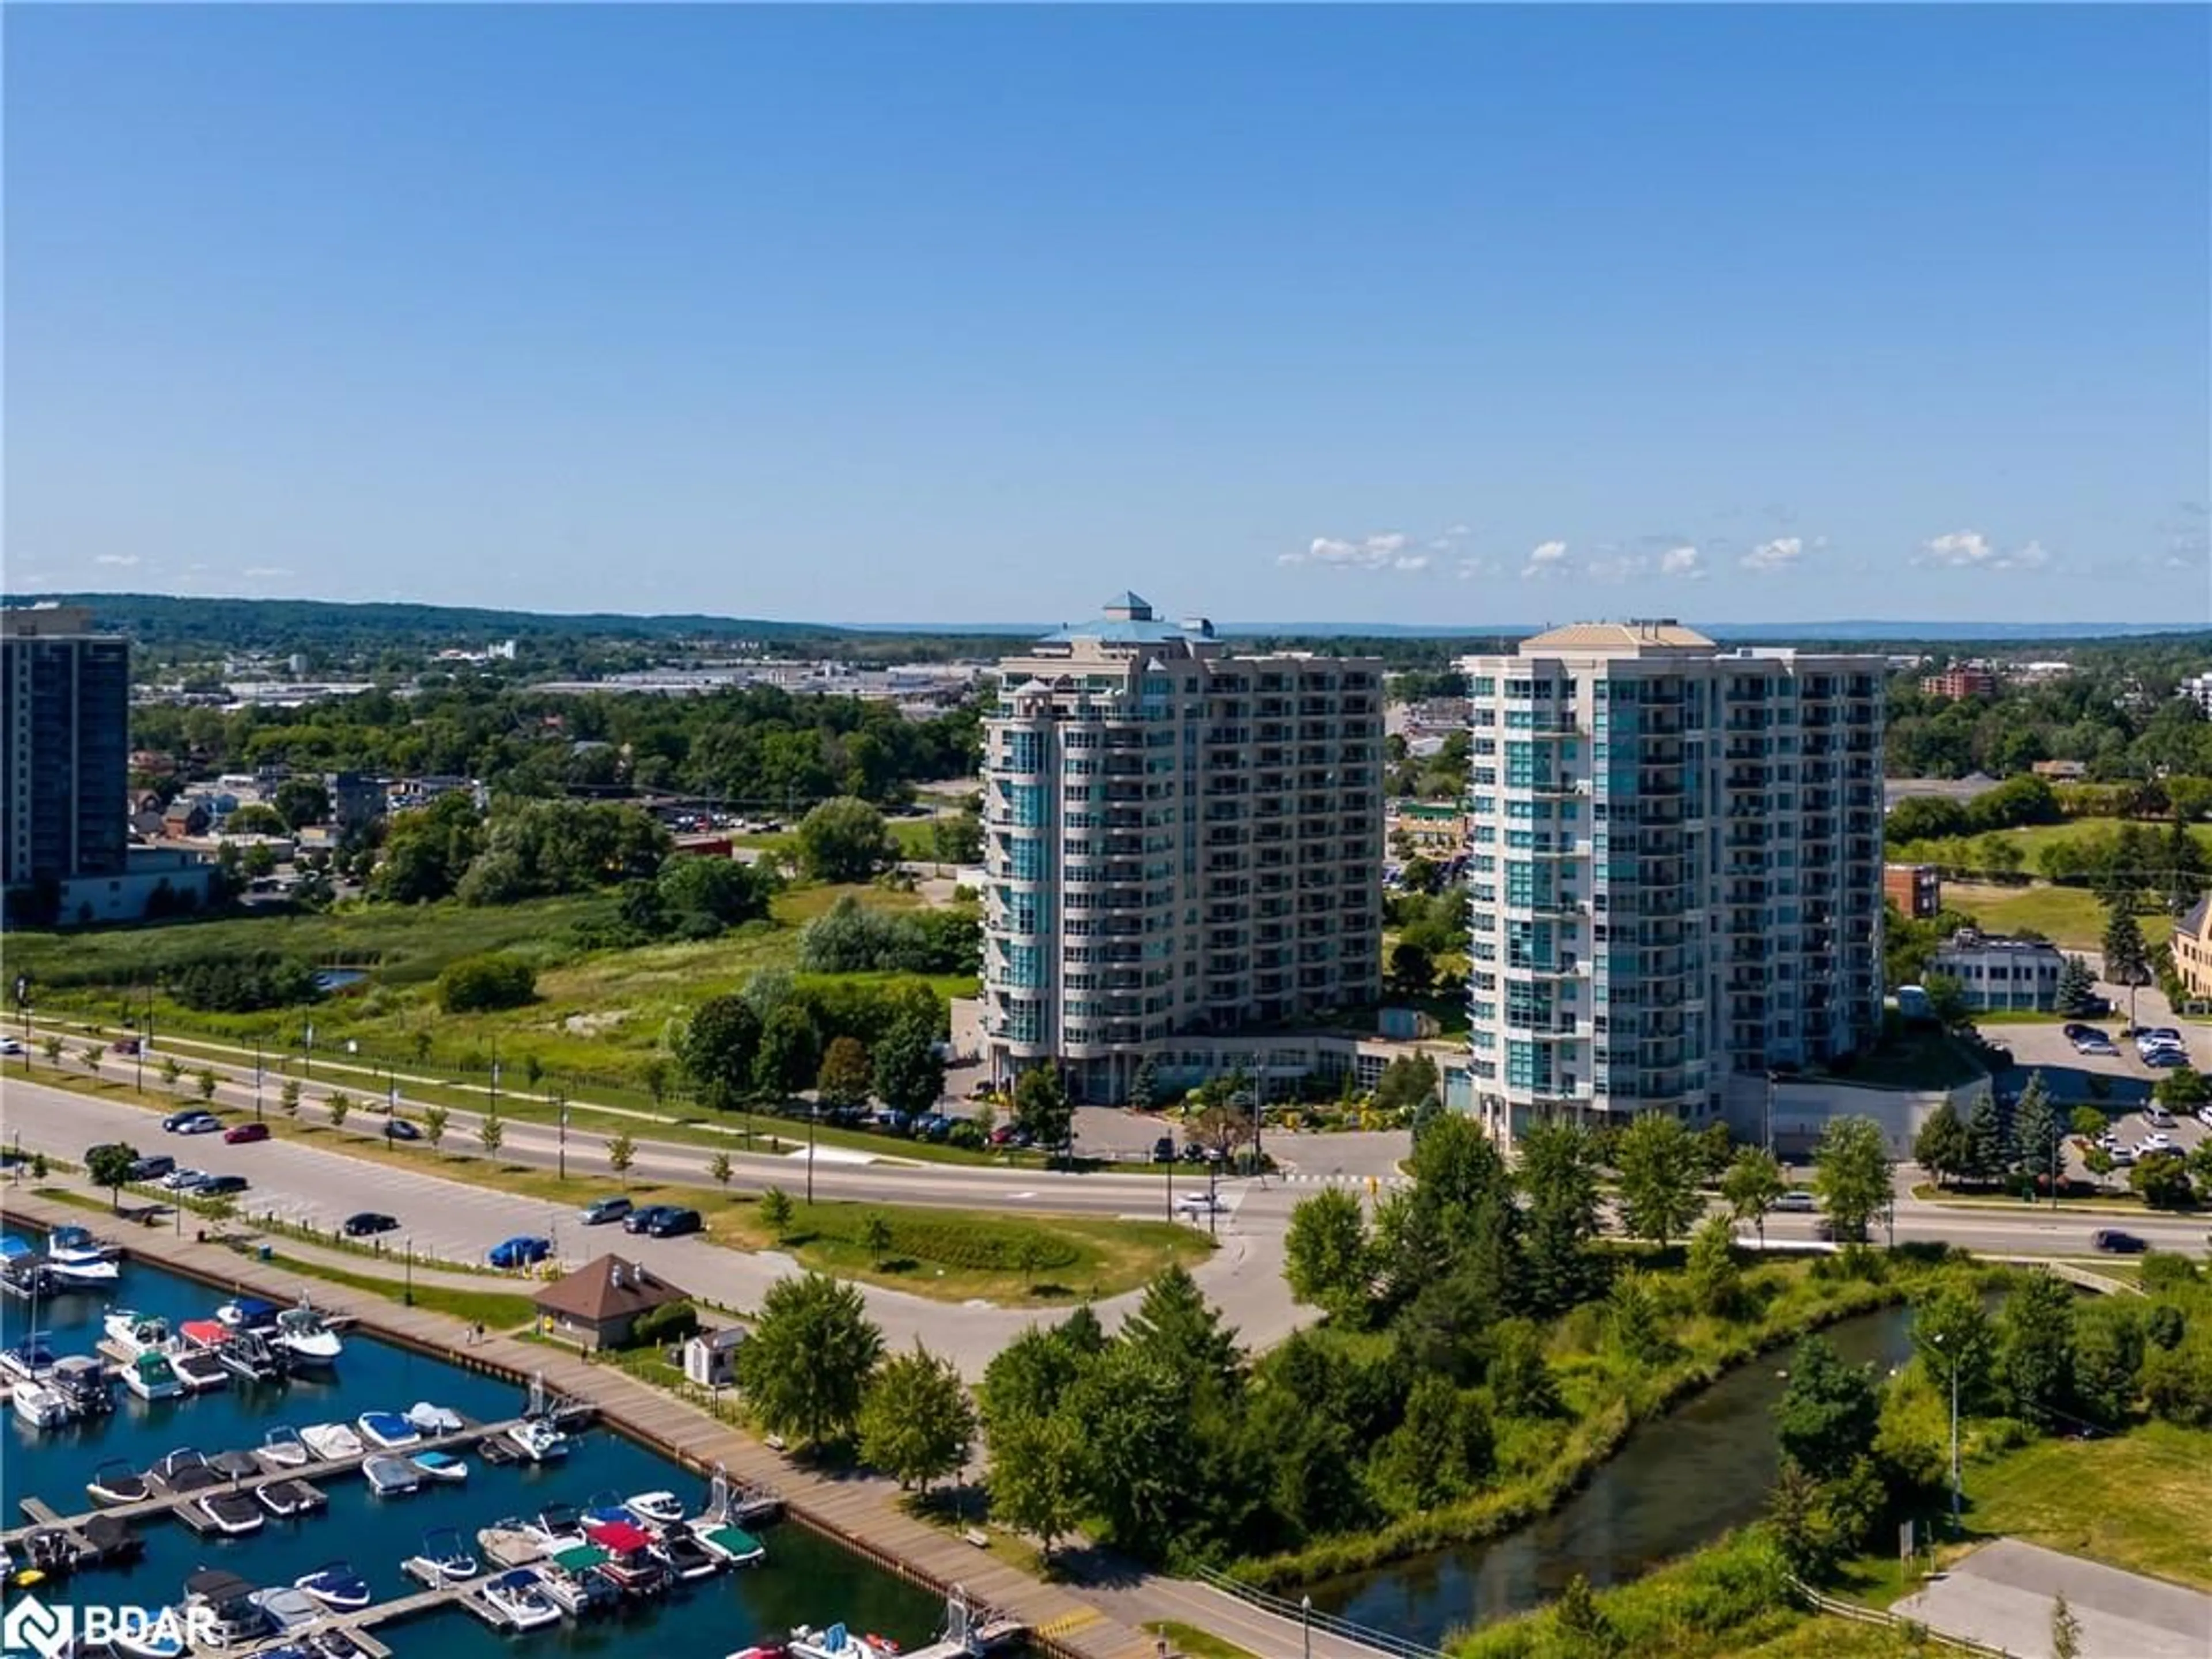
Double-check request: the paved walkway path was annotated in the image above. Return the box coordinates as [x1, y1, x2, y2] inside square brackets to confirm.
[1892, 1538, 2212, 1659]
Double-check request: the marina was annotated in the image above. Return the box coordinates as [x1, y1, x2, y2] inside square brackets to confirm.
[0, 1212, 1043, 1657]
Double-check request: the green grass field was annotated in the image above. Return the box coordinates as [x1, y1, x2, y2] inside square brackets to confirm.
[1944, 881, 2173, 950]
[1957, 1420, 2212, 1590]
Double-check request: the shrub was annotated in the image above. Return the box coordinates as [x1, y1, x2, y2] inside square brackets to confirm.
[436, 953, 537, 1014]
[170, 952, 323, 1013]
[629, 1300, 699, 1350]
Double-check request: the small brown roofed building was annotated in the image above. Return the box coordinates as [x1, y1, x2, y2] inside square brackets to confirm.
[2171, 895, 2212, 1008]
[532, 1254, 688, 1351]
[160, 801, 210, 840]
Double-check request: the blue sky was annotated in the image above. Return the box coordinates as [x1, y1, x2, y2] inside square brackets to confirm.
[7, 5, 2207, 627]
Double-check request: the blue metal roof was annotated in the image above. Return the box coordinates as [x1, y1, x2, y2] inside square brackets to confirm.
[1035, 618, 1198, 645]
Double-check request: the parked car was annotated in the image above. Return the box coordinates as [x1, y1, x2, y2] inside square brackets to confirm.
[2073, 1033, 2118, 1056]
[1179, 1142, 1209, 1164]
[126, 1153, 176, 1182]
[1175, 1191, 1225, 1216]
[2144, 1107, 2176, 1128]
[914, 1113, 953, 1142]
[1151, 1137, 1176, 1164]
[2137, 1133, 2175, 1156]
[164, 1111, 221, 1135]
[645, 1207, 702, 1238]
[383, 1119, 422, 1142]
[580, 1195, 633, 1226]
[161, 1168, 213, 1192]
[2062, 1022, 2103, 1042]
[0, 1037, 22, 1056]
[2198, 1104, 2212, 1130]
[223, 1123, 270, 1145]
[343, 1211, 399, 1237]
[987, 1125, 1029, 1149]
[488, 1235, 553, 1269]
[1771, 1190, 1818, 1213]
[2092, 1229, 2148, 1254]
[196, 1174, 249, 1196]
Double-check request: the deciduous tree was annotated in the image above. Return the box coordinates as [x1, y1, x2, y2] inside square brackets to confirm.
[1012, 1065, 1074, 1157]
[1812, 1116, 1892, 1241]
[1913, 1100, 1970, 1190]
[1721, 1147, 1786, 1248]
[1614, 1113, 1705, 1250]
[86, 1142, 139, 1212]
[605, 1130, 635, 1188]
[1774, 1335, 1880, 1482]
[734, 1272, 884, 1448]
[1283, 1188, 1372, 1320]
[816, 1036, 873, 1111]
[857, 1340, 975, 1492]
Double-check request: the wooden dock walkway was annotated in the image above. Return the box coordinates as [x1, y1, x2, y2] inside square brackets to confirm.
[0, 1188, 1169, 1659]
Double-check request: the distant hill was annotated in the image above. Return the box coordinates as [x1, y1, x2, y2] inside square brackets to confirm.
[6, 592, 2203, 653]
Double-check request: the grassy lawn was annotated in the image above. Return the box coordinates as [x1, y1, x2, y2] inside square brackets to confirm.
[1957, 1421, 2212, 1591]
[260, 1249, 543, 1331]
[1143, 1624, 1260, 1659]
[1721, 1620, 1919, 1658]
[1945, 880, 2172, 952]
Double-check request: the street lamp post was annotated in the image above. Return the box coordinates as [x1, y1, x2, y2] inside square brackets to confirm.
[1301, 1594, 1312, 1659]
[255, 1038, 264, 1122]
[806, 1100, 817, 1206]
[556, 1096, 568, 1183]
[1933, 1331, 1962, 1528]
[404, 1239, 414, 1307]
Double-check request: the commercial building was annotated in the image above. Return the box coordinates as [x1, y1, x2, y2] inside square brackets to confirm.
[1884, 862, 1943, 919]
[1925, 927, 2065, 1012]
[2, 606, 132, 923]
[533, 1255, 689, 1351]
[1918, 665, 1997, 700]
[1456, 620, 1886, 1147]
[2181, 672, 2212, 718]
[2168, 896, 2212, 1008]
[979, 593, 1383, 1101]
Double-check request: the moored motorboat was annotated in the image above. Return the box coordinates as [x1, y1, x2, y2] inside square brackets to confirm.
[211, 1449, 263, 1482]
[362, 1453, 421, 1496]
[165, 1345, 230, 1393]
[248, 1586, 324, 1632]
[10, 1379, 71, 1429]
[582, 1488, 634, 1529]
[149, 1448, 224, 1495]
[274, 1302, 344, 1366]
[727, 1646, 790, 1659]
[506, 1418, 570, 1461]
[187, 1490, 265, 1536]
[103, 1310, 172, 1358]
[50, 1354, 115, 1416]
[356, 1410, 420, 1449]
[108, 1612, 190, 1659]
[520, 1503, 585, 1552]
[536, 1547, 622, 1616]
[87, 1458, 153, 1506]
[649, 1524, 721, 1581]
[46, 1227, 123, 1286]
[0, 1332, 58, 1382]
[692, 1523, 767, 1569]
[410, 1449, 468, 1483]
[215, 1295, 279, 1331]
[405, 1400, 463, 1435]
[294, 1562, 372, 1612]
[256, 1478, 325, 1518]
[625, 1490, 685, 1527]
[298, 1422, 365, 1461]
[213, 1328, 289, 1384]
[477, 1567, 562, 1631]
[122, 1351, 186, 1401]
[581, 1520, 666, 1596]
[788, 1624, 901, 1659]
[257, 1426, 311, 1469]
[181, 1569, 275, 1647]
[403, 1527, 478, 1585]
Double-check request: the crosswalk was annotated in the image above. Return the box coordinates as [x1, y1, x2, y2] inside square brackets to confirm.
[1275, 1171, 1411, 1188]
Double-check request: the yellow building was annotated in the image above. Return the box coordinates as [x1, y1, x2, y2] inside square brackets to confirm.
[2172, 896, 2212, 1007]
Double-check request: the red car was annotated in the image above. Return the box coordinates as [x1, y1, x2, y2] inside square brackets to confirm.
[222, 1122, 270, 1145]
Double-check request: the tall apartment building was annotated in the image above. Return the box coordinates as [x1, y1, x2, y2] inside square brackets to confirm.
[2, 607, 131, 912]
[1457, 621, 1885, 1146]
[1918, 664, 1997, 700]
[980, 593, 1383, 1101]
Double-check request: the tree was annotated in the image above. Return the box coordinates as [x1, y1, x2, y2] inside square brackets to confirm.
[161, 1055, 183, 1094]
[437, 954, 536, 1013]
[857, 1340, 976, 1492]
[1613, 1113, 1705, 1250]
[1963, 1093, 2010, 1185]
[1812, 1116, 1892, 1243]
[85, 1142, 139, 1212]
[2069, 1104, 2107, 1142]
[1996, 1271, 2075, 1427]
[2154, 1064, 2211, 1110]
[1127, 1055, 1159, 1113]
[1371, 1053, 1442, 1118]
[39, 1035, 62, 1067]
[478, 1109, 504, 1159]
[1912, 1277, 1995, 1412]
[2164, 813, 2209, 919]
[1551, 1575, 1618, 1657]
[1912, 1100, 1971, 1190]
[1685, 1215, 1744, 1319]
[987, 1410, 1088, 1558]
[2054, 955, 2100, 1017]
[327, 1091, 351, 1127]
[1721, 1147, 1786, 1249]
[2130, 1150, 2193, 1210]
[272, 778, 331, 831]
[657, 855, 771, 929]
[752, 1003, 823, 1103]
[861, 1212, 895, 1267]
[606, 1130, 636, 1188]
[1517, 1120, 1606, 1315]
[1121, 1264, 1240, 1395]
[1388, 941, 1435, 997]
[708, 1151, 732, 1191]
[734, 1272, 884, 1448]
[195, 1067, 219, 1104]
[793, 797, 899, 883]
[2051, 1592, 2082, 1659]
[2085, 1145, 2116, 1192]
[1774, 1334, 1881, 1482]
[816, 1036, 873, 1111]
[872, 1017, 945, 1117]
[1012, 1065, 1074, 1157]
[1924, 973, 1972, 1032]
[641, 1056, 672, 1110]
[679, 995, 764, 1113]
[422, 1105, 448, 1155]
[759, 1186, 795, 1239]
[2103, 900, 2152, 1028]
[1283, 1188, 1372, 1319]
[77, 1044, 103, 1076]
[280, 1077, 302, 1118]
[2012, 1071, 2062, 1192]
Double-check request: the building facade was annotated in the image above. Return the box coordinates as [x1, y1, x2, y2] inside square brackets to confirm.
[1918, 665, 1997, 700]
[1925, 927, 2065, 1012]
[1884, 862, 1943, 919]
[2, 606, 131, 922]
[980, 594, 1383, 1101]
[2171, 896, 2212, 1008]
[1457, 622, 1886, 1147]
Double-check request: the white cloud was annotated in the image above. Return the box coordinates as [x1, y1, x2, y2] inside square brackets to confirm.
[1917, 530, 2047, 571]
[239, 566, 294, 579]
[93, 554, 139, 567]
[1659, 545, 1703, 578]
[1521, 539, 1570, 580]
[1741, 536, 1804, 572]
[1456, 556, 1494, 581]
[1280, 531, 1423, 573]
[1444, 524, 1471, 538]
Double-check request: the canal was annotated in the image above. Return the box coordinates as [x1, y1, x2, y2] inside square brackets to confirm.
[1, 1225, 945, 1656]
[1303, 1302, 1922, 1647]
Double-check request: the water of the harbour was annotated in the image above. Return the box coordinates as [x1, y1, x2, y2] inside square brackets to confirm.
[0, 1226, 944, 1658]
